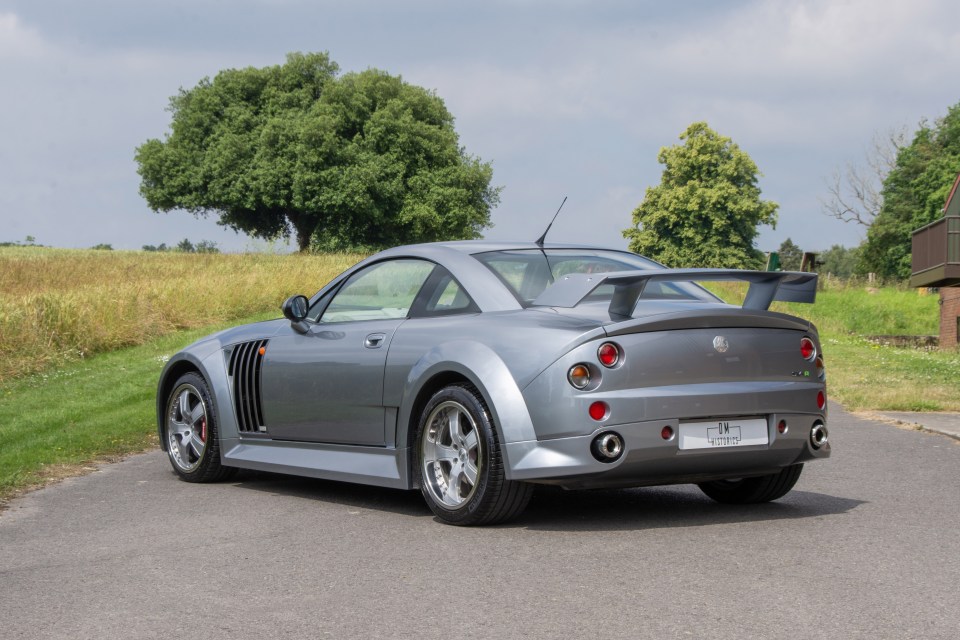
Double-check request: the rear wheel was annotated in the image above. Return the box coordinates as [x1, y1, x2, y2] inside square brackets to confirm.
[697, 464, 803, 504]
[416, 384, 532, 526]
[164, 372, 234, 483]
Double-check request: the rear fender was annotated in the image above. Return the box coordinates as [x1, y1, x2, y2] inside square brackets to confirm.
[398, 341, 537, 474]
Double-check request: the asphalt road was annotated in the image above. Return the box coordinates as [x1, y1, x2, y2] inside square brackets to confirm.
[2, 404, 958, 640]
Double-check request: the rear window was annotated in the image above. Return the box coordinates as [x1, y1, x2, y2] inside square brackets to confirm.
[472, 249, 717, 307]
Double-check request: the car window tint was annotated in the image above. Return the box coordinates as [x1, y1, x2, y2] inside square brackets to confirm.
[319, 259, 435, 323]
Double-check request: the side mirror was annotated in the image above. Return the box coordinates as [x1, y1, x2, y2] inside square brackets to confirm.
[281, 295, 310, 333]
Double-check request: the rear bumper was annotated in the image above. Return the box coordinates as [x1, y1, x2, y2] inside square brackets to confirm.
[502, 412, 829, 489]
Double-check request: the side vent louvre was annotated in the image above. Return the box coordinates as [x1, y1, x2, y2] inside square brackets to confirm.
[228, 339, 268, 433]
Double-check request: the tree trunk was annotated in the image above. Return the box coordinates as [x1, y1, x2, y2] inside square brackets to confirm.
[287, 211, 312, 253]
[296, 227, 311, 253]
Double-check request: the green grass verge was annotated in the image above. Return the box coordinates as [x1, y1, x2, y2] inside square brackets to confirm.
[0, 312, 274, 505]
[820, 336, 960, 412]
[774, 286, 939, 337]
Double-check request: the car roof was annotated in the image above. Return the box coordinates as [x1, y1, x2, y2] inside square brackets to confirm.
[391, 240, 632, 254]
[337, 241, 651, 314]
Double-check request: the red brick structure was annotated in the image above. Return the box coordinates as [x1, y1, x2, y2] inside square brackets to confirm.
[941, 287, 960, 349]
[911, 173, 960, 349]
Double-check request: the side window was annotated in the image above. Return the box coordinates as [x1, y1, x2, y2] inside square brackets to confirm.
[410, 267, 479, 317]
[430, 279, 471, 312]
[319, 259, 435, 323]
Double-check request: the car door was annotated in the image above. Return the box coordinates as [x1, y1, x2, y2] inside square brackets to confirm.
[259, 259, 435, 445]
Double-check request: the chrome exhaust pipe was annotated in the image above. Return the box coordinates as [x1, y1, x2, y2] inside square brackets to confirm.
[591, 432, 624, 463]
[810, 421, 828, 449]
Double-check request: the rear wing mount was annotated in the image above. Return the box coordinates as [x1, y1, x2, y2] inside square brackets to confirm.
[531, 269, 818, 316]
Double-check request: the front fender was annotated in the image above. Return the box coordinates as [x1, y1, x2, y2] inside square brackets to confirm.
[155, 339, 224, 450]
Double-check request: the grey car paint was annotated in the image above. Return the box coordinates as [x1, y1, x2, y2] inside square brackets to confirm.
[260, 317, 404, 445]
[157, 241, 829, 495]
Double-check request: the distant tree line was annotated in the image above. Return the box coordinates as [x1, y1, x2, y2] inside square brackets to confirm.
[775, 238, 859, 279]
[0, 235, 41, 247]
[0, 235, 219, 252]
[143, 239, 219, 253]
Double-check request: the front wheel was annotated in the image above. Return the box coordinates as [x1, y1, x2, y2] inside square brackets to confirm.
[416, 384, 532, 526]
[163, 372, 234, 483]
[697, 464, 803, 504]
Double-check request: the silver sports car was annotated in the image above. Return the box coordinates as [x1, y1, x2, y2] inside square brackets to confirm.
[157, 241, 829, 525]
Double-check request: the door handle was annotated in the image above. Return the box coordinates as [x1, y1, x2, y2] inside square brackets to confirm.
[364, 333, 387, 349]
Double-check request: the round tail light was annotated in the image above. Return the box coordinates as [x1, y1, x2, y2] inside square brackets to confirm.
[800, 337, 816, 361]
[589, 401, 609, 421]
[815, 356, 825, 381]
[568, 364, 591, 389]
[597, 342, 620, 368]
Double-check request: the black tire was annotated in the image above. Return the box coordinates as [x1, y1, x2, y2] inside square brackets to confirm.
[415, 384, 533, 526]
[163, 372, 235, 483]
[697, 464, 803, 504]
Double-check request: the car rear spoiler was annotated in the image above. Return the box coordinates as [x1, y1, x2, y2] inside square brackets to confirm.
[532, 269, 818, 316]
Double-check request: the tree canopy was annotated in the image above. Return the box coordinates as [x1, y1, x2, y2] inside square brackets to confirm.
[858, 103, 960, 279]
[777, 238, 802, 271]
[136, 52, 499, 252]
[623, 122, 778, 269]
[817, 244, 859, 279]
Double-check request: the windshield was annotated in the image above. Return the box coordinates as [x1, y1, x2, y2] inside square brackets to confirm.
[472, 249, 719, 307]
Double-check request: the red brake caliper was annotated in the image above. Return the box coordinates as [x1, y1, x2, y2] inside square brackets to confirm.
[201, 418, 207, 442]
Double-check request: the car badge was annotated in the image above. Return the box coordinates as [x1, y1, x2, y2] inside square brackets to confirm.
[713, 336, 729, 353]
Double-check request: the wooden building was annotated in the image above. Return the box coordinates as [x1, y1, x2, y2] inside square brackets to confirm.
[910, 173, 960, 348]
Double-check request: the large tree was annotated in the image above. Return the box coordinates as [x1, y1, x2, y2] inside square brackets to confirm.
[623, 122, 778, 269]
[136, 52, 499, 252]
[858, 103, 960, 279]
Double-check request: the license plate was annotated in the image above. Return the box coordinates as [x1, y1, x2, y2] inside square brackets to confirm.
[678, 418, 768, 450]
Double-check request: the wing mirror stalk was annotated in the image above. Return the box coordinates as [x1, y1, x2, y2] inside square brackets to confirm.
[281, 295, 310, 334]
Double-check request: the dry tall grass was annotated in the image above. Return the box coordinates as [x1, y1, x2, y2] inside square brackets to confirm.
[0, 247, 363, 382]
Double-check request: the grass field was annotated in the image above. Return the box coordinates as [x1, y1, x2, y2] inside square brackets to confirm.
[0, 247, 362, 381]
[0, 248, 958, 504]
[0, 316, 273, 501]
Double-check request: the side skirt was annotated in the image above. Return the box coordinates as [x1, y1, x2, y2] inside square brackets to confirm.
[221, 438, 413, 490]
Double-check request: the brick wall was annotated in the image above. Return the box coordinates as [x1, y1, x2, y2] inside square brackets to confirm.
[941, 287, 960, 349]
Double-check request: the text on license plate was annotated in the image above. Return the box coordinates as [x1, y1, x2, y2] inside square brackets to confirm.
[678, 418, 769, 450]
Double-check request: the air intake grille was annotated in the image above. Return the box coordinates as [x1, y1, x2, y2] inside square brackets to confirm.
[228, 339, 267, 433]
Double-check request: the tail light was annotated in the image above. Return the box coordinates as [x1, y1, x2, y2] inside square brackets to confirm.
[800, 337, 816, 361]
[589, 401, 609, 421]
[597, 342, 621, 368]
[568, 364, 591, 389]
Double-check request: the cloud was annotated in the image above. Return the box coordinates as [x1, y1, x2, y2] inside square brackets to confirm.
[0, 12, 51, 59]
[410, 0, 960, 149]
[2, 0, 959, 252]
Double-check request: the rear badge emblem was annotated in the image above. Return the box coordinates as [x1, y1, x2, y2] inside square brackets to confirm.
[713, 336, 729, 353]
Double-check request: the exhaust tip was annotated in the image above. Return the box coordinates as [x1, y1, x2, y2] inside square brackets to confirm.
[810, 421, 828, 449]
[591, 432, 624, 463]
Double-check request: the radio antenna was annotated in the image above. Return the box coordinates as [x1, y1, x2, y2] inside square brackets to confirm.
[535, 196, 567, 247]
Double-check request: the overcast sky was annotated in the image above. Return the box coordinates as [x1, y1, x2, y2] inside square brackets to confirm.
[2, 0, 958, 254]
